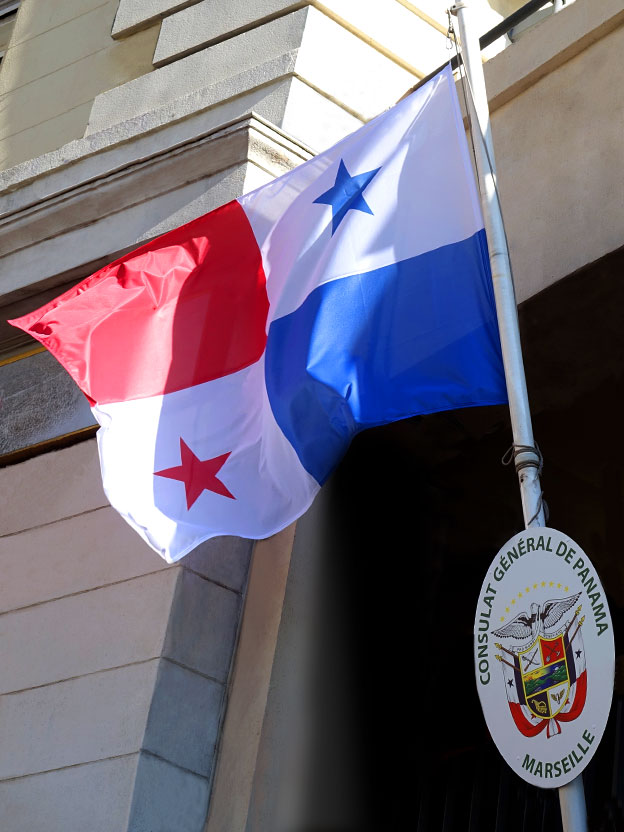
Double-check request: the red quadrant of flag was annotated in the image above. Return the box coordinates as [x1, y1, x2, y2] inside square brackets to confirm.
[12, 200, 268, 405]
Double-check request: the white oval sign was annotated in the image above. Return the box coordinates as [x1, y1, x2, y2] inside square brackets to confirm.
[475, 527, 614, 788]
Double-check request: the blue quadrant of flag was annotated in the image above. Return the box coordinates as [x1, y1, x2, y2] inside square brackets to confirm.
[265, 229, 505, 483]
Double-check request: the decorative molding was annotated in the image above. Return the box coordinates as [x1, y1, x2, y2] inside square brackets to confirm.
[0, 113, 313, 304]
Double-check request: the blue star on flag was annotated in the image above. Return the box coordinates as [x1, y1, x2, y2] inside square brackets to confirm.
[314, 159, 380, 234]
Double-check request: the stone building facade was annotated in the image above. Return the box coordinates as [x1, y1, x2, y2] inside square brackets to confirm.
[1, 1, 623, 830]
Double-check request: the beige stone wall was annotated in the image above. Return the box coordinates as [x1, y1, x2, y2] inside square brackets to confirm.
[0, 438, 252, 831]
[0, 107, 311, 829]
[0, 0, 159, 169]
[0, 0, 504, 175]
[0, 0, 623, 828]
[485, 0, 624, 301]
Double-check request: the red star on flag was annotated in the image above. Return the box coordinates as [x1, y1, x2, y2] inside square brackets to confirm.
[155, 439, 235, 508]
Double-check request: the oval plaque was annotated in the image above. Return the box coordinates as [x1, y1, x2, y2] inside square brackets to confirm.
[474, 527, 614, 787]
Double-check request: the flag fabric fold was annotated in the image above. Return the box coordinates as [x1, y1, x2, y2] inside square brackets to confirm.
[10, 66, 507, 562]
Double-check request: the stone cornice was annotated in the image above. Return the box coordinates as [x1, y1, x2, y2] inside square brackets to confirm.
[0, 110, 314, 304]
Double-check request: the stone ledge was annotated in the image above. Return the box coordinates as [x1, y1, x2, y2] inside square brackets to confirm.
[85, 49, 300, 137]
[95, 8, 415, 135]
[0, 106, 315, 302]
[112, 0, 204, 38]
[153, 0, 444, 75]
[0, 61, 302, 203]
[484, 0, 624, 112]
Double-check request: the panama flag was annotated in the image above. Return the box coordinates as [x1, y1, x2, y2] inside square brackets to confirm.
[10, 66, 506, 562]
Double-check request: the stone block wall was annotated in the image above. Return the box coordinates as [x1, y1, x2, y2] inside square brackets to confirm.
[0, 439, 252, 831]
[90, 0, 443, 150]
[3, 1, 623, 829]
[0, 0, 159, 167]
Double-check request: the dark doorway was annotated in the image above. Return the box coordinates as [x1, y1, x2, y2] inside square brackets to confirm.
[294, 245, 624, 831]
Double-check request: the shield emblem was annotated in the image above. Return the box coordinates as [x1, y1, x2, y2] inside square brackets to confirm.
[519, 635, 570, 719]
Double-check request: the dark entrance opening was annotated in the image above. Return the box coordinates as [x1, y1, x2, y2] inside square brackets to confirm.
[295, 245, 624, 831]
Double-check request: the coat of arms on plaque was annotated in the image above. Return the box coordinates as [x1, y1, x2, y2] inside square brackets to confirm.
[492, 592, 586, 738]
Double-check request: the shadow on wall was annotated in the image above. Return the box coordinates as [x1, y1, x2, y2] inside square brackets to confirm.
[245, 241, 624, 830]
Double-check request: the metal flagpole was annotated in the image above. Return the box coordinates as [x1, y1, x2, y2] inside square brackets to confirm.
[449, 3, 588, 830]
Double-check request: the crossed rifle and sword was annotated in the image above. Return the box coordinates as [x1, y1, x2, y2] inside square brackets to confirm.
[523, 638, 562, 670]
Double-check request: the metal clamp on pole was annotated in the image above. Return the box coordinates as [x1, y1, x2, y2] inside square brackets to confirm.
[449, 3, 587, 830]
